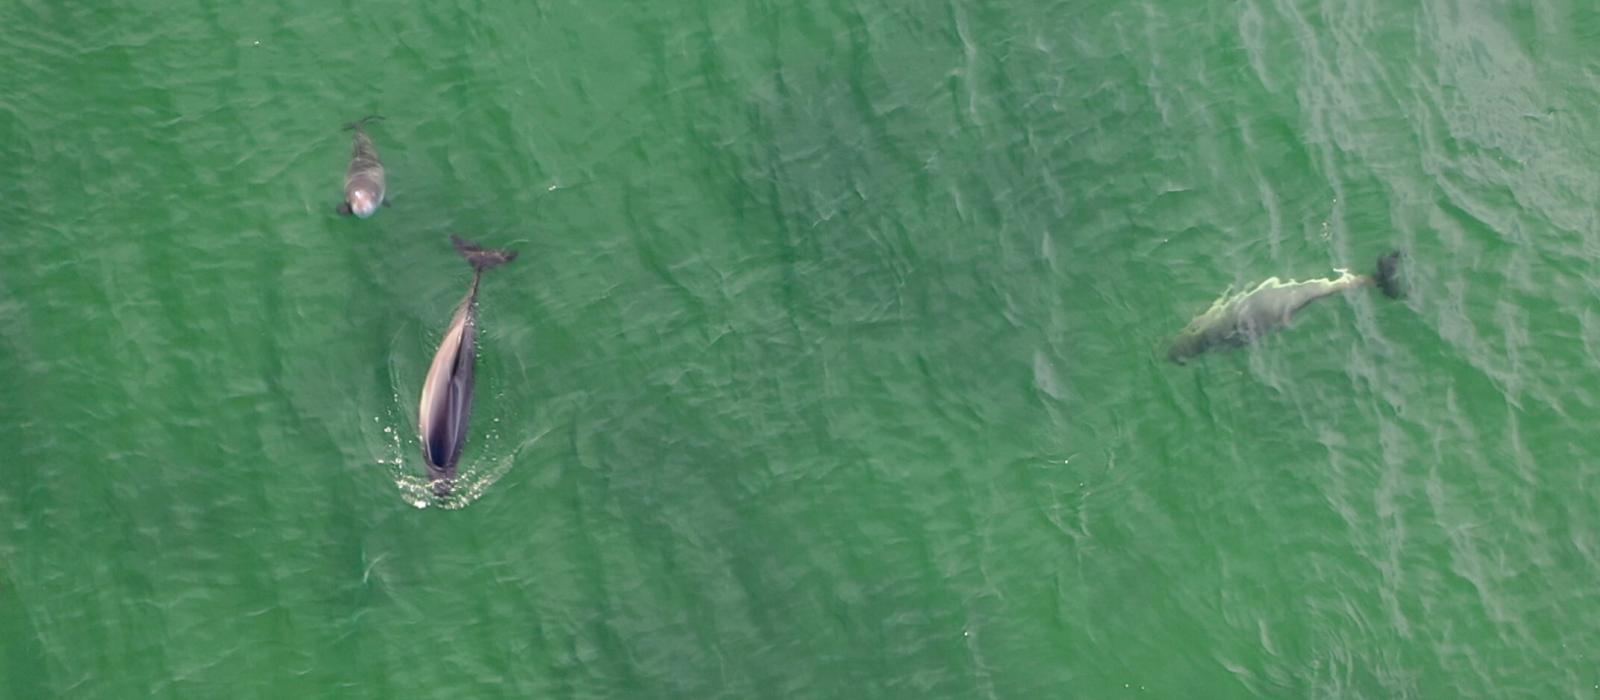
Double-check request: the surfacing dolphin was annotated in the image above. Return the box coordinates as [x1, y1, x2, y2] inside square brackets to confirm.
[335, 115, 387, 218]
[1167, 251, 1402, 364]
[419, 235, 518, 497]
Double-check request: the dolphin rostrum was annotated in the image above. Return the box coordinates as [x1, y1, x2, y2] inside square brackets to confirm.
[1167, 251, 1402, 364]
[419, 234, 518, 497]
[335, 115, 387, 218]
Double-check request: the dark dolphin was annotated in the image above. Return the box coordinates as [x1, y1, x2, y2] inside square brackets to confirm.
[1167, 251, 1402, 364]
[335, 115, 387, 218]
[418, 235, 518, 497]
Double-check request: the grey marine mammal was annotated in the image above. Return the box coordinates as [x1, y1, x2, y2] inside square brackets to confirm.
[1167, 251, 1402, 364]
[336, 115, 387, 218]
[418, 235, 518, 497]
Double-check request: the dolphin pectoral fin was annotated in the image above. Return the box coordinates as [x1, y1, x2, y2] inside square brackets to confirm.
[336, 201, 353, 216]
[383, 198, 392, 208]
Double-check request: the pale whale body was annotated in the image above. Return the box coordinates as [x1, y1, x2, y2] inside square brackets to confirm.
[419, 235, 518, 497]
[1167, 251, 1402, 364]
[336, 115, 387, 218]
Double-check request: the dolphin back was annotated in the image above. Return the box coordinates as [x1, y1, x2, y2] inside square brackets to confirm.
[348, 132, 381, 172]
[1167, 253, 1403, 364]
[419, 296, 477, 493]
[345, 131, 384, 187]
[343, 115, 384, 175]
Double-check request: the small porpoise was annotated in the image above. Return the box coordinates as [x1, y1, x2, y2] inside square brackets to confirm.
[418, 235, 518, 497]
[1167, 251, 1402, 364]
[335, 115, 387, 218]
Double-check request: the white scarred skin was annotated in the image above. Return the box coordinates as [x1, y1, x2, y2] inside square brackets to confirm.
[1167, 270, 1371, 363]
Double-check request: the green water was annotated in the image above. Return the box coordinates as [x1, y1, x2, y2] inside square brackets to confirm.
[5, 0, 1600, 696]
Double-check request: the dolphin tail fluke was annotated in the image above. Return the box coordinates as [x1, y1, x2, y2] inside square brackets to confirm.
[343, 114, 386, 132]
[450, 234, 519, 272]
[1374, 250, 1403, 299]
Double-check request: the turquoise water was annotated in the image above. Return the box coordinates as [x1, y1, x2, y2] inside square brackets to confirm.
[5, 0, 1600, 696]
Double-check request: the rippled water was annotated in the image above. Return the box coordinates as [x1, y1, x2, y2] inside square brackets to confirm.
[4, 0, 1600, 697]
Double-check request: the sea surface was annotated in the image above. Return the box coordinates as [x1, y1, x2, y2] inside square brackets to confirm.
[4, 0, 1600, 697]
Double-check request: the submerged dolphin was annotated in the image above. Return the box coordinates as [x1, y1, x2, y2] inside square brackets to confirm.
[1167, 251, 1402, 364]
[419, 235, 518, 497]
[335, 115, 387, 218]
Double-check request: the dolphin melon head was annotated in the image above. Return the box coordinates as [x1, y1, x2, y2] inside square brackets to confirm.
[1166, 329, 1208, 364]
[349, 189, 379, 219]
